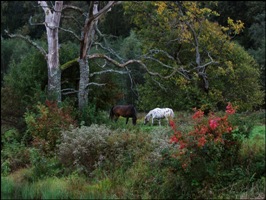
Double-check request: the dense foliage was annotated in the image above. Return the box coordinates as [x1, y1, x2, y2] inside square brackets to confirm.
[1, 1, 265, 199]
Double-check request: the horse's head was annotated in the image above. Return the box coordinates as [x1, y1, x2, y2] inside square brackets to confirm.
[144, 114, 150, 125]
[109, 106, 114, 120]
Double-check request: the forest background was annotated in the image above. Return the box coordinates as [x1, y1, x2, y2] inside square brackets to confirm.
[1, 1, 265, 199]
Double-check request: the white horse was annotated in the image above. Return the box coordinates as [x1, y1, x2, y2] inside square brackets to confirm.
[144, 108, 174, 126]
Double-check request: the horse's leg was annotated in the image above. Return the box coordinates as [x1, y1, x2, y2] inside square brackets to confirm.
[152, 117, 154, 125]
[126, 117, 129, 124]
[159, 119, 161, 126]
[132, 117, 136, 125]
[114, 116, 119, 122]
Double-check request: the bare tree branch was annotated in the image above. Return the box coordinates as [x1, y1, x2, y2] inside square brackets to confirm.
[86, 82, 106, 88]
[4, 30, 47, 58]
[92, 1, 120, 21]
[29, 16, 45, 26]
[61, 88, 78, 95]
[151, 77, 167, 91]
[90, 69, 128, 77]
[88, 53, 180, 79]
[58, 27, 81, 41]
[146, 49, 176, 61]
[62, 4, 84, 14]
[94, 42, 124, 62]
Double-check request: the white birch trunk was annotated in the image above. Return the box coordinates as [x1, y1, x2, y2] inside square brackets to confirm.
[38, 1, 63, 102]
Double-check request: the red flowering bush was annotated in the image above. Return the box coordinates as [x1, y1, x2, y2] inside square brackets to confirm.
[167, 102, 241, 189]
[25, 100, 78, 154]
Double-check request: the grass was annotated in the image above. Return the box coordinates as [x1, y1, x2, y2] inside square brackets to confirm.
[1, 110, 265, 199]
[249, 125, 265, 139]
[1, 172, 118, 199]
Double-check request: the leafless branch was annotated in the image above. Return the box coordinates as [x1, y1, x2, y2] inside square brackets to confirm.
[58, 27, 81, 41]
[142, 56, 174, 69]
[4, 30, 47, 58]
[62, 4, 84, 14]
[94, 42, 124, 62]
[29, 16, 45, 26]
[146, 49, 176, 61]
[92, 1, 120, 21]
[88, 53, 179, 79]
[90, 69, 128, 77]
[151, 77, 167, 91]
[86, 82, 106, 88]
[61, 88, 78, 95]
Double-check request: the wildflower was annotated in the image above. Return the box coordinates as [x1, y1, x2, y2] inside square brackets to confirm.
[169, 120, 176, 130]
[199, 125, 208, 134]
[170, 135, 178, 143]
[192, 109, 204, 119]
[179, 141, 187, 149]
[198, 136, 207, 147]
[209, 119, 219, 130]
[227, 126, 233, 132]
[226, 102, 236, 114]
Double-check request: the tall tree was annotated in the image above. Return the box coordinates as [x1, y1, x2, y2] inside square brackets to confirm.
[78, 1, 118, 110]
[5, 1, 64, 102]
[38, 1, 63, 102]
[63, 1, 180, 111]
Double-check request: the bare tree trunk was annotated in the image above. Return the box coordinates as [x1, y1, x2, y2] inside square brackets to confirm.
[78, 1, 117, 110]
[39, 1, 63, 102]
[78, 58, 89, 110]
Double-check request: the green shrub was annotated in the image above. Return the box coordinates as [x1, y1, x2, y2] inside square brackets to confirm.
[79, 103, 110, 126]
[1, 87, 26, 132]
[58, 124, 156, 175]
[24, 100, 77, 154]
[3, 50, 47, 104]
[1, 129, 30, 175]
[163, 103, 247, 198]
[29, 148, 64, 181]
[58, 124, 112, 174]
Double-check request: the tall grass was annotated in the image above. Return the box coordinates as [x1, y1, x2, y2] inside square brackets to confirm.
[1, 172, 119, 199]
[1, 110, 265, 199]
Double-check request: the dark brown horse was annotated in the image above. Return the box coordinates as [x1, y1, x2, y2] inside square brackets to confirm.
[110, 105, 137, 125]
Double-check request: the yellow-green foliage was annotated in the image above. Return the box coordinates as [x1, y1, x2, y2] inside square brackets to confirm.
[60, 58, 79, 71]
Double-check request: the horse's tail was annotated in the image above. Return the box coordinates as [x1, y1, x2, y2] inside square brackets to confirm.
[109, 106, 114, 120]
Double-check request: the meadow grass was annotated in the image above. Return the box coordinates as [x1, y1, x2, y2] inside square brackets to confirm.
[2, 110, 265, 199]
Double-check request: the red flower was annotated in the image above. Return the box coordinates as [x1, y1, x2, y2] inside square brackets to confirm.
[209, 119, 219, 130]
[199, 125, 208, 134]
[192, 109, 204, 119]
[170, 135, 179, 143]
[169, 120, 176, 130]
[226, 102, 236, 115]
[179, 141, 187, 149]
[227, 126, 233, 132]
[198, 136, 207, 147]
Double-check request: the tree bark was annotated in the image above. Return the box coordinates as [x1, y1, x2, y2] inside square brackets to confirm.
[78, 1, 117, 110]
[78, 58, 89, 110]
[38, 1, 63, 102]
